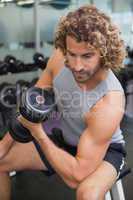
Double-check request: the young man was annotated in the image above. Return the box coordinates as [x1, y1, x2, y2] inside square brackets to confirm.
[0, 5, 126, 200]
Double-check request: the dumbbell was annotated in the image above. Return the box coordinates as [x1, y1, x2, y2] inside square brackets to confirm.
[33, 52, 49, 70]
[4, 55, 17, 73]
[16, 80, 30, 88]
[0, 61, 9, 75]
[8, 86, 56, 143]
[0, 83, 17, 112]
[14, 60, 25, 73]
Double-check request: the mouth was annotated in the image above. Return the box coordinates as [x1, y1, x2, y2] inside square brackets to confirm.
[73, 72, 89, 79]
[73, 72, 89, 82]
[73, 71, 87, 76]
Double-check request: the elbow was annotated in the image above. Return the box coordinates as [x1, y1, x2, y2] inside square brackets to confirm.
[62, 168, 94, 189]
[66, 172, 88, 189]
[72, 167, 96, 184]
[61, 174, 80, 189]
[66, 169, 94, 189]
[73, 173, 85, 184]
[64, 179, 79, 189]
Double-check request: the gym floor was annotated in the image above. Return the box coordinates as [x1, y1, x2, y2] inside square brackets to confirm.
[11, 115, 133, 200]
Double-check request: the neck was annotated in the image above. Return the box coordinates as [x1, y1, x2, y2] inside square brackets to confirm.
[78, 68, 109, 91]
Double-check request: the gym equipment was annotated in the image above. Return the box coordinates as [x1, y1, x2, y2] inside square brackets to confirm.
[105, 167, 131, 200]
[14, 60, 25, 73]
[8, 86, 55, 143]
[127, 46, 133, 60]
[0, 61, 9, 75]
[125, 46, 133, 67]
[33, 52, 49, 70]
[0, 83, 17, 112]
[23, 63, 39, 72]
[50, 0, 71, 10]
[16, 80, 30, 88]
[0, 111, 6, 139]
[4, 55, 17, 73]
[41, 56, 49, 70]
[5, 58, 26, 73]
[33, 52, 45, 66]
[1, 53, 48, 74]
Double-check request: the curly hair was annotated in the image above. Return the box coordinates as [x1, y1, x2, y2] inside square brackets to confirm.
[54, 5, 126, 70]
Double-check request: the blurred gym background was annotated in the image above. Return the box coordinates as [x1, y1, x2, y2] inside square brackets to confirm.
[0, 0, 133, 199]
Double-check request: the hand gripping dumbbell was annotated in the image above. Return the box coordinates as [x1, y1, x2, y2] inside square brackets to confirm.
[8, 87, 56, 143]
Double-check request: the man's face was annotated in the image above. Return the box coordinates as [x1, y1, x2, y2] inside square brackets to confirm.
[65, 36, 101, 83]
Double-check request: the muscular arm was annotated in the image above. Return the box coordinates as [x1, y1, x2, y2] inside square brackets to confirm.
[35, 48, 64, 88]
[0, 132, 14, 159]
[0, 49, 64, 158]
[31, 91, 125, 189]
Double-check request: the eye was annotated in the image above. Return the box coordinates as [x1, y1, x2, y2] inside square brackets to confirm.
[69, 52, 75, 57]
[82, 53, 95, 59]
[82, 54, 93, 59]
[67, 51, 76, 57]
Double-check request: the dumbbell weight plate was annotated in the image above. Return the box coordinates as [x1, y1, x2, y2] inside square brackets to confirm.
[8, 113, 33, 143]
[33, 53, 45, 66]
[0, 83, 16, 111]
[20, 87, 55, 123]
[0, 62, 9, 75]
[4, 55, 17, 73]
[14, 60, 25, 73]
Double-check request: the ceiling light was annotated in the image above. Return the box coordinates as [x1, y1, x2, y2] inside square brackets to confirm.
[40, 0, 53, 2]
[1, 0, 14, 2]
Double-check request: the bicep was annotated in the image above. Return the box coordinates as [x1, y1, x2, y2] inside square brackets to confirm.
[73, 129, 109, 181]
[85, 91, 125, 142]
[77, 91, 125, 161]
[74, 92, 125, 180]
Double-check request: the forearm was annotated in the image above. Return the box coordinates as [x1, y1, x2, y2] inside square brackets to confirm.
[32, 129, 80, 188]
[31, 128, 106, 188]
[0, 132, 14, 159]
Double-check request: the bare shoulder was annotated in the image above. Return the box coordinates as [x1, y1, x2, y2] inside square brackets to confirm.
[98, 90, 125, 108]
[86, 90, 125, 119]
[84, 91, 125, 141]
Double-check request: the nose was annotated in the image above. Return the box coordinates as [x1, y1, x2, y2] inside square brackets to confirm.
[74, 56, 84, 72]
